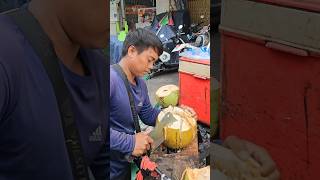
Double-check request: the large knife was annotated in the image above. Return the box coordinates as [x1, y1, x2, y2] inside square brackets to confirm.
[149, 112, 177, 152]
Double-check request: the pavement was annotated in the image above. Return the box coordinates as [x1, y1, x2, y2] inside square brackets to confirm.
[145, 71, 179, 106]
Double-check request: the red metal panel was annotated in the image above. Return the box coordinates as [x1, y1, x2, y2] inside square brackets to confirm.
[179, 72, 210, 125]
[221, 31, 320, 179]
[254, 0, 320, 12]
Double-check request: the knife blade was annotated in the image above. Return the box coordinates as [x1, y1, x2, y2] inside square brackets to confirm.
[149, 112, 177, 151]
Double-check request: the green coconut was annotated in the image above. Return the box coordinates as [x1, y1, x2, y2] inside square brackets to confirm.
[181, 166, 210, 180]
[157, 106, 197, 149]
[155, 85, 179, 108]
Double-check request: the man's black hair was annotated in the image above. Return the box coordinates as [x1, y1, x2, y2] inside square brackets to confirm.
[121, 28, 163, 57]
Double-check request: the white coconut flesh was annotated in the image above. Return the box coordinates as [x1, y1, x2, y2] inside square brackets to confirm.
[159, 107, 193, 131]
[168, 114, 190, 131]
[182, 166, 210, 180]
[156, 85, 179, 98]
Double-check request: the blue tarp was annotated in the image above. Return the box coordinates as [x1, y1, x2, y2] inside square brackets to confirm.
[110, 35, 123, 65]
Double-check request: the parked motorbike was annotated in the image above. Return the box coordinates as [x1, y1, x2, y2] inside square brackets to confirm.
[147, 24, 187, 79]
[192, 24, 210, 47]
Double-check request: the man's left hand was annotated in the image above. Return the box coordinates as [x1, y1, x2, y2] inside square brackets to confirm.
[180, 104, 197, 120]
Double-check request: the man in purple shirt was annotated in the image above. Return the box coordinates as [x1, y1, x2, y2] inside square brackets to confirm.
[109, 29, 280, 180]
[109, 29, 163, 179]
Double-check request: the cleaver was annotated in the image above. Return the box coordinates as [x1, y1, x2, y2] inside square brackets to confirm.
[149, 112, 177, 152]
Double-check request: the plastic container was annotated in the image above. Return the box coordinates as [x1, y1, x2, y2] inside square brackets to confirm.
[179, 57, 210, 126]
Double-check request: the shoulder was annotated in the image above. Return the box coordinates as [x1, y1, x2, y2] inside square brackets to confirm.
[0, 14, 30, 88]
[109, 65, 117, 79]
[110, 65, 120, 84]
[0, 14, 35, 79]
[0, 14, 27, 61]
[109, 65, 122, 96]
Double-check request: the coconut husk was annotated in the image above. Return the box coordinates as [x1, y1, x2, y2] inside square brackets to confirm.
[212, 143, 269, 180]
[181, 166, 210, 180]
[158, 106, 197, 149]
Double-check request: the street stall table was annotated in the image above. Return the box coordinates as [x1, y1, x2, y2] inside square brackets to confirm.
[149, 131, 199, 180]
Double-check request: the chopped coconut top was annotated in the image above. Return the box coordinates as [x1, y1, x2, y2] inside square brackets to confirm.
[156, 85, 179, 97]
[168, 114, 190, 131]
[158, 106, 196, 131]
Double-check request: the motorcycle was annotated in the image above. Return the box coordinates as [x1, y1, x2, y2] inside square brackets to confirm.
[146, 24, 188, 79]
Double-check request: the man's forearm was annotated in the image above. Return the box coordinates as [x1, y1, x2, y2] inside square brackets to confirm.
[110, 128, 135, 155]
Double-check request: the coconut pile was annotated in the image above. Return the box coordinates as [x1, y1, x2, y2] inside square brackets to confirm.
[212, 143, 268, 180]
[158, 106, 197, 149]
[181, 166, 210, 180]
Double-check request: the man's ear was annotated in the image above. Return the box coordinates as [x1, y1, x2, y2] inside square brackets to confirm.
[127, 45, 137, 58]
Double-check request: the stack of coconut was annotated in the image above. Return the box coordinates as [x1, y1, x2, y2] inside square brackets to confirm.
[212, 143, 268, 180]
[181, 166, 210, 180]
[156, 85, 210, 180]
[155, 84, 197, 149]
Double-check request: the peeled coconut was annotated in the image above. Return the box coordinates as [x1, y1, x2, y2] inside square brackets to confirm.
[212, 143, 267, 180]
[181, 166, 210, 180]
[155, 85, 179, 108]
[157, 106, 197, 149]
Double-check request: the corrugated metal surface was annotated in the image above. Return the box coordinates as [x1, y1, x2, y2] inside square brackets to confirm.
[187, 0, 210, 24]
[125, 0, 154, 7]
[221, 0, 320, 53]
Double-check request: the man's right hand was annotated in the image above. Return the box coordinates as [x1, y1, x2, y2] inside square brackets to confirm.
[132, 132, 153, 157]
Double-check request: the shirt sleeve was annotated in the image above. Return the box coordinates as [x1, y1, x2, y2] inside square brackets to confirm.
[138, 81, 161, 126]
[0, 62, 10, 123]
[110, 127, 135, 156]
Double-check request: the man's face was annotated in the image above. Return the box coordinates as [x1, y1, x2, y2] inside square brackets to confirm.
[57, 0, 108, 48]
[128, 46, 159, 77]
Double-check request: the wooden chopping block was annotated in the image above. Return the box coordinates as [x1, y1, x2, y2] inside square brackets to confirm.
[150, 132, 199, 180]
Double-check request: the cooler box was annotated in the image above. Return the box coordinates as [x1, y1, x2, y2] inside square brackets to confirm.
[220, 0, 320, 179]
[179, 57, 210, 126]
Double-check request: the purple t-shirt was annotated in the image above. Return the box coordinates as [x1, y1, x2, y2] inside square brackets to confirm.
[0, 13, 108, 180]
[109, 66, 160, 179]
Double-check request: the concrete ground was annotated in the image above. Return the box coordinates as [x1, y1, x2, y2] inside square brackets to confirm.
[145, 71, 179, 106]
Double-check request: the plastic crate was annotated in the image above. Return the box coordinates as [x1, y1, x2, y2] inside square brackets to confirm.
[179, 57, 210, 126]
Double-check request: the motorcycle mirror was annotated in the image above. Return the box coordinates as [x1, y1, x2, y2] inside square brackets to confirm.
[178, 25, 183, 30]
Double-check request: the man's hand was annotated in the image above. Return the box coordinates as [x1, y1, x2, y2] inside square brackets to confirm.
[180, 104, 197, 120]
[132, 131, 153, 157]
[223, 136, 280, 180]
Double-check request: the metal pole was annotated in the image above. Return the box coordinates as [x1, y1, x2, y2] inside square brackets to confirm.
[120, 0, 126, 30]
